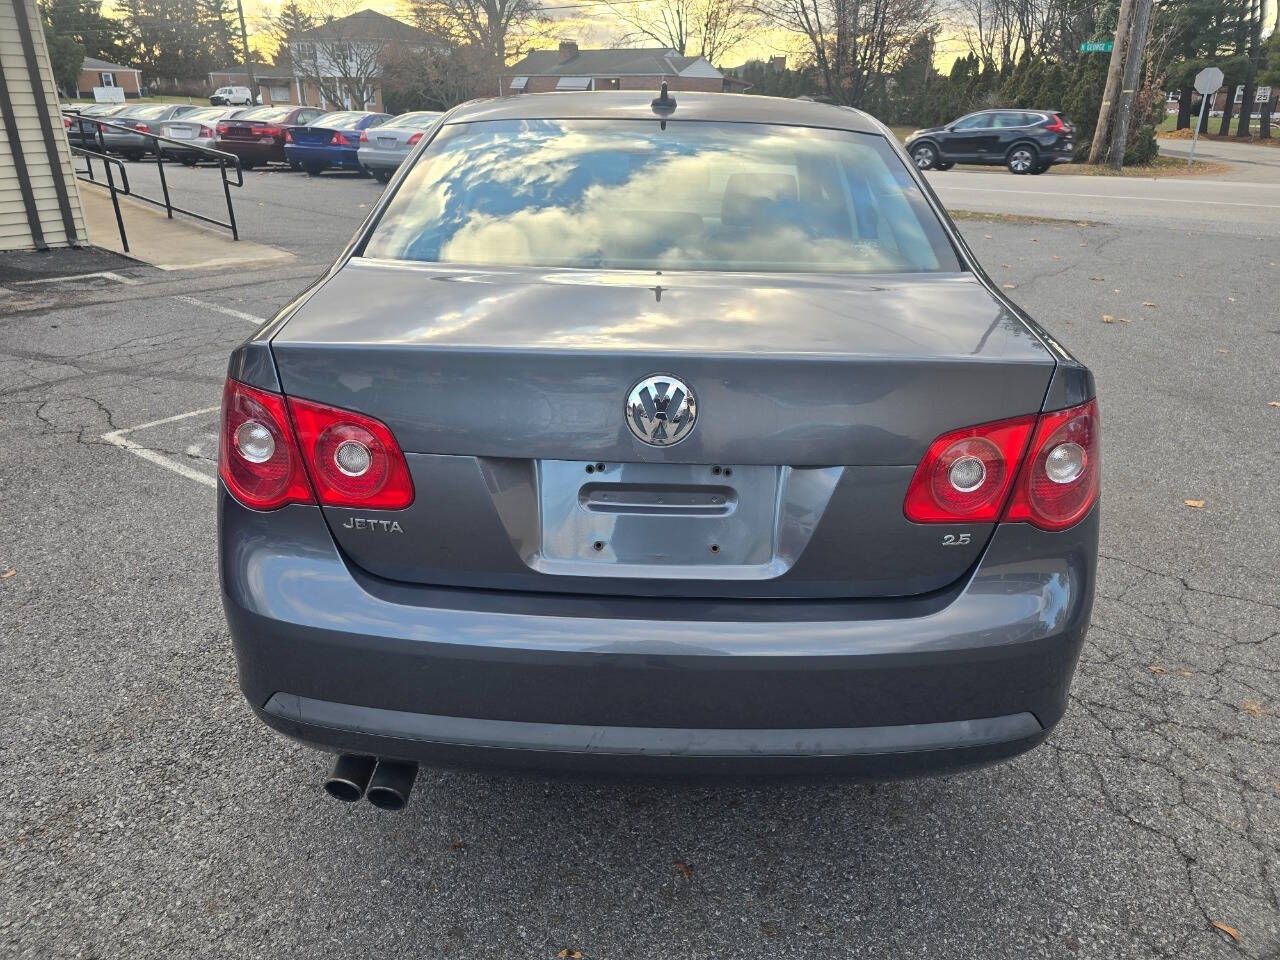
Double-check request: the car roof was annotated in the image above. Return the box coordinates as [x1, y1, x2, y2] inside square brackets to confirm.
[444, 92, 882, 133]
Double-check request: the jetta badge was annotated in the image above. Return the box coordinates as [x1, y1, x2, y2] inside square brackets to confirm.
[626, 374, 697, 446]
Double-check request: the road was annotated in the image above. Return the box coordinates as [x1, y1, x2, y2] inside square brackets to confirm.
[2, 159, 1278, 960]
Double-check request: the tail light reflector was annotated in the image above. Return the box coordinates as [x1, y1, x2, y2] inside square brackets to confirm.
[219, 379, 313, 510]
[1004, 398, 1099, 530]
[359, 129, 369, 142]
[287, 397, 414, 509]
[1045, 115, 1069, 134]
[330, 131, 350, 145]
[134, 122, 150, 133]
[252, 124, 281, 137]
[284, 128, 294, 142]
[407, 132, 423, 146]
[198, 125, 213, 138]
[904, 415, 1036, 523]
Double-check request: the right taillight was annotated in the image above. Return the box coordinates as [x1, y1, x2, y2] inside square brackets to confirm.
[219, 379, 313, 510]
[406, 132, 423, 146]
[1004, 398, 1099, 531]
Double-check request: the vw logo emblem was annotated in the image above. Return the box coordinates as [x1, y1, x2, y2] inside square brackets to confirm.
[626, 374, 697, 447]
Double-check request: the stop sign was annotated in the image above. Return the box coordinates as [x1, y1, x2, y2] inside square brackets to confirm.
[1194, 67, 1224, 96]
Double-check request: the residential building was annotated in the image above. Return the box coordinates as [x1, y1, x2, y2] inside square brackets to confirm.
[283, 9, 436, 111]
[77, 57, 143, 99]
[501, 42, 737, 96]
[208, 63, 297, 105]
[2, 0, 87, 251]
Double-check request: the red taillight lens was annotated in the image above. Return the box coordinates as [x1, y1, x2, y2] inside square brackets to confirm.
[219, 379, 314, 510]
[134, 122, 150, 133]
[1004, 398, 1099, 531]
[284, 128, 294, 142]
[1045, 115, 1068, 134]
[286, 397, 414, 509]
[63, 115, 72, 128]
[330, 131, 350, 145]
[359, 129, 369, 142]
[251, 124, 280, 137]
[216, 122, 228, 135]
[198, 125, 213, 138]
[407, 132, 423, 146]
[904, 415, 1036, 523]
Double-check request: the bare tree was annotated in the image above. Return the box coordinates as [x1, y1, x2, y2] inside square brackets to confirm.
[604, 0, 753, 63]
[402, 0, 549, 65]
[267, 0, 387, 108]
[755, 0, 940, 105]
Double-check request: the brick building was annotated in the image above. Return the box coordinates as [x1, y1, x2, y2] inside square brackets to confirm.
[501, 43, 739, 96]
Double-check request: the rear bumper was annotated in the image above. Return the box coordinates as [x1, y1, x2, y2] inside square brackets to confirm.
[284, 144, 360, 168]
[356, 145, 406, 170]
[221, 491, 1097, 777]
[217, 140, 285, 164]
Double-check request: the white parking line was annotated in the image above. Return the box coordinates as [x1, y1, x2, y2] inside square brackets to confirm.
[14, 271, 141, 286]
[101, 406, 221, 489]
[171, 295, 268, 325]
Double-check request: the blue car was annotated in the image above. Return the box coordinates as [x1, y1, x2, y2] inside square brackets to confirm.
[284, 110, 391, 176]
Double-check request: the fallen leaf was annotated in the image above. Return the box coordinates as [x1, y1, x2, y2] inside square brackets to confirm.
[0, 569, 14, 579]
[1001, 263, 1011, 268]
[1113, 288, 1121, 293]
[1148, 665, 1167, 674]
[1142, 301, 1157, 307]
[359, 203, 367, 208]
[449, 839, 466, 850]
[1052, 255, 1060, 260]
[983, 234, 993, 239]
[1184, 499, 1205, 508]
[1031, 238, 1038, 242]
[1269, 401, 1280, 408]
[1211, 921, 1240, 942]
[1175, 272, 1184, 278]
[1243, 700, 1265, 718]
[1118, 317, 1131, 323]
[1102, 315, 1115, 323]
[1227, 297, 1236, 302]
[1217, 348, 1230, 354]
[1002, 283, 1017, 289]
[1090, 276, 1105, 281]
[674, 861, 693, 880]
[1178, 669, 1193, 677]
[556, 950, 583, 959]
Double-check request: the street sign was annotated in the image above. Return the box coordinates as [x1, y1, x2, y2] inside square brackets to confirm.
[1080, 41, 1114, 53]
[1194, 67, 1224, 96]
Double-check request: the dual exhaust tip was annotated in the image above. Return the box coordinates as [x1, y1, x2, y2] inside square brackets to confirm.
[323, 754, 417, 811]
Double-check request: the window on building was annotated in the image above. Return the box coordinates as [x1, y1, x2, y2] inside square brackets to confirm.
[99, 73, 115, 87]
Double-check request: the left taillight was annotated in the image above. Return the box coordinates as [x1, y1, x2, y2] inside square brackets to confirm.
[287, 396, 414, 509]
[219, 379, 313, 510]
[904, 414, 1036, 523]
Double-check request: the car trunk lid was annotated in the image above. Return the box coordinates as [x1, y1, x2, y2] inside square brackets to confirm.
[269, 260, 1056, 598]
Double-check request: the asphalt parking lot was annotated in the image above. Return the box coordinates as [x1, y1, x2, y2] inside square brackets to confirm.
[2, 161, 1278, 960]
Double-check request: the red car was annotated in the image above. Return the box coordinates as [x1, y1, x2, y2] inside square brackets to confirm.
[213, 105, 326, 169]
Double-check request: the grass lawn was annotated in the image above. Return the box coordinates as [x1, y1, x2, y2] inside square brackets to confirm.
[1158, 110, 1275, 138]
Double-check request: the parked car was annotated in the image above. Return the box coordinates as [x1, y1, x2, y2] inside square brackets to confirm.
[284, 110, 392, 176]
[97, 103, 203, 161]
[210, 86, 253, 106]
[219, 92, 1099, 807]
[905, 109, 1075, 174]
[159, 107, 247, 164]
[212, 104, 326, 169]
[357, 111, 443, 182]
[62, 103, 129, 150]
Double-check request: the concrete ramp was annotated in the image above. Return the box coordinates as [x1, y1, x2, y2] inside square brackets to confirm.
[79, 181, 295, 271]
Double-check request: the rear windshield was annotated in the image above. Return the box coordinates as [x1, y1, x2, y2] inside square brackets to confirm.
[233, 106, 288, 122]
[313, 111, 366, 127]
[362, 119, 960, 273]
[378, 111, 442, 128]
[127, 104, 176, 119]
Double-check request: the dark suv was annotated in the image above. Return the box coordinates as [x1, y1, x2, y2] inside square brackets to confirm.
[905, 110, 1074, 174]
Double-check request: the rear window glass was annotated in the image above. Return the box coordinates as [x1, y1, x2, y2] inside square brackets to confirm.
[127, 105, 172, 119]
[313, 111, 365, 127]
[378, 111, 442, 128]
[362, 119, 960, 274]
[234, 107, 288, 122]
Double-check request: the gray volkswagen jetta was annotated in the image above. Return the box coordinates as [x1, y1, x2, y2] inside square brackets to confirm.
[219, 91, 1098, 809]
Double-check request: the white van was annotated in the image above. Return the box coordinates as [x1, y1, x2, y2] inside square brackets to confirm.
[210, 86, 253, 106]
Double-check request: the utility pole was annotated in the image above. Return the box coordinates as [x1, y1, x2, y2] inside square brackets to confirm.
[1235, 0, 1263, 137]
[235, 0, 257, 100]
[1108, 0, 1155, 168]
[1088, 0, 1136, 164]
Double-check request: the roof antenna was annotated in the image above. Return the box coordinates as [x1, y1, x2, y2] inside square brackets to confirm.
[651, 80, 676, 118]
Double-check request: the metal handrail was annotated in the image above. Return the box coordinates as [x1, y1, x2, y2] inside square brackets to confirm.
[66, 111, 244, 240]
[69, 145, 131, 252]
